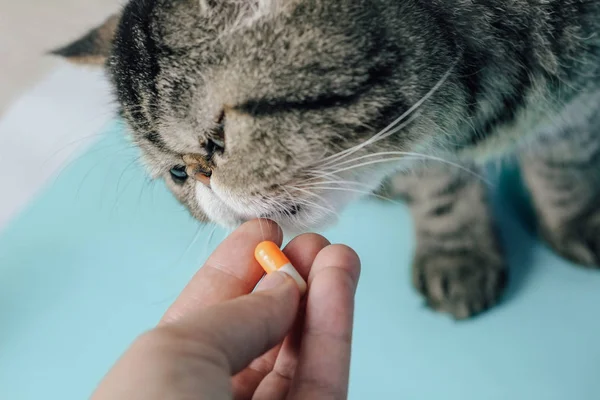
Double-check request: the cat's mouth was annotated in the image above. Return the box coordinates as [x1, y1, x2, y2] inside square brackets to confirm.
[260, 203, 302, 218]
[197, 179, 311, 229]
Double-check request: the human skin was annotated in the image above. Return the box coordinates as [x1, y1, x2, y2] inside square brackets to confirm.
[92, 219, 361, 400]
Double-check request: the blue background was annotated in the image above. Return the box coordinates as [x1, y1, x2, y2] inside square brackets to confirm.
[1, 123, 599, 399]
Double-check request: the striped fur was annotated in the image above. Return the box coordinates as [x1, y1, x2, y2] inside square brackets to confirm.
[56, 0, 600, 318]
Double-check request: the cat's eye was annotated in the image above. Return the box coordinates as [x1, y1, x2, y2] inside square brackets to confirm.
[170, 165, 188, 184]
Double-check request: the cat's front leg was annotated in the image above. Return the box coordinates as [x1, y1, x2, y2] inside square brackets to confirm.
[385, 165, 507, 319]
[521, 128, 600, 268]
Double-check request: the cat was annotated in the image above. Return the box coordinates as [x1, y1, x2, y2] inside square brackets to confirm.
[54, 0, 600, 319]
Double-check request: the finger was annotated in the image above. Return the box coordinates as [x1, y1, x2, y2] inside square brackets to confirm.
[96, 274, 300, 400]
[231, 345, 281, 400]
[233, 233, 331, 400]
[283, 233, 332, 279]
[161, 219, 282, 324]
[250, 308, 305, 400]
[288, 245, 361, 400]
[172, 272, 301, 375]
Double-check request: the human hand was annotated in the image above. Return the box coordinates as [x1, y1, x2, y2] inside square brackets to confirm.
[92, 219, 361, 400]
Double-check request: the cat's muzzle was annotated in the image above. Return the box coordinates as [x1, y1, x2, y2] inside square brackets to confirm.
[183, 154, 213, 188]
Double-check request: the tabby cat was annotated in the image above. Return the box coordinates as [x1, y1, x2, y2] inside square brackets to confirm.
[55, 0, 600, 319]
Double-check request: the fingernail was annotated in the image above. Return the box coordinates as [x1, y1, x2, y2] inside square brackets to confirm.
[256, 271, 289, 292]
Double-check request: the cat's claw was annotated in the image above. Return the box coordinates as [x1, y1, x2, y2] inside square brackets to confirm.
[412, 250, 508, 320]
[542, 212, 600, 269]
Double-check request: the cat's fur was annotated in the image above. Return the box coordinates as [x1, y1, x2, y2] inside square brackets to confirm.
[55, 0, 600, 319]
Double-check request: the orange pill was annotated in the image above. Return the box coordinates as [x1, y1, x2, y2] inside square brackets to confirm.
[255, 241, 307, 294]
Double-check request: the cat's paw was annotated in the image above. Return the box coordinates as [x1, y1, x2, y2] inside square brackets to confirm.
[412, 249, 508, 319]
[542, 212, 600, 268]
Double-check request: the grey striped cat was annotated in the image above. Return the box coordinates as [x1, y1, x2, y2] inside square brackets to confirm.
[55, 0, 600, 319]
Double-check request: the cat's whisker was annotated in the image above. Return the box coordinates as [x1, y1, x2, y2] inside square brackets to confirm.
[321, 151, 428, 170]
[309, 155, 491, 186]
[137, 175, 154, 208]
[44, 130, 112, 158]
[318, 110, 421, 170]
[294, 179, 376, 190]
[42, 134, 122, 172]
[54, 138, 139, 173]
[173, 225, 204, 269]
[295, 196, 337, 219]
[256, 184, 331, 226]
[317, 61, 457, 168]
[279, 185, 303, 219]
[110, 156, 144, 214]
[257, 214, 266, 241]
[325, 152, 452, 174]
[308, 150, 490, 185]
[205, 224, 219, 255]
[298, 185, 402, 205]
[36, 107, 129, 168]
[70, 145, 140, 200]
[305, 156, 423, 182]
[301, 170, 345, 182]
[115, 158, 142, 197]
[286, 186, 339, 218]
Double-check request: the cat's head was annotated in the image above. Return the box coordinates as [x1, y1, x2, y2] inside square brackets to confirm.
[55, 0, 463, 232]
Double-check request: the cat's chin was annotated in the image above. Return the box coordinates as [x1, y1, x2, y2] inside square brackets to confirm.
[196, 178, 349, 234]
[209, 210, 339, 237]
[272, 212, 339, 237]
[195, 170, 389, 235]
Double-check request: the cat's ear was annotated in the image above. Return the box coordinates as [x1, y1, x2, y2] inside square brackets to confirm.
[51, 14, 120, 66]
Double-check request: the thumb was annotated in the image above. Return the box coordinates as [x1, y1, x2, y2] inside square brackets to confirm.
[174, 272, 301, 375]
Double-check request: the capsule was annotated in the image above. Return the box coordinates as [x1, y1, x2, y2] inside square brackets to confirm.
[255, 241, 307, 295]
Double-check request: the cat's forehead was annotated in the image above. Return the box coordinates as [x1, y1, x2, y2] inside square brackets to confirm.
[110, 0, 367, 105]
[109, 0, 380, 169]
[116, 0, 202, 45]
[117, 0, 270, 38]
[111, 0, 268, 77]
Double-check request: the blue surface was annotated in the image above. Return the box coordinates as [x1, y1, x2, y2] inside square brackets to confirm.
[1, 123, 599, 399]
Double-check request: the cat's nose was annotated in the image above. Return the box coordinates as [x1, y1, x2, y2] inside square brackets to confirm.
[183, 154, 212, 187]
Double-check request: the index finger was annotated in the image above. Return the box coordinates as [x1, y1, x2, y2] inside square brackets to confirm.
[161, 219, 282, 325]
